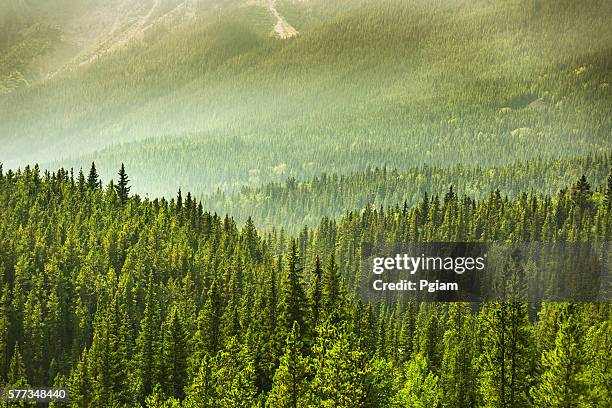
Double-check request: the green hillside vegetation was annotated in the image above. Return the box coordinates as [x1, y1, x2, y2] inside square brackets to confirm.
[0, 164, 610, 406]
[2, 0, 611, 196]
[202, 153, 612, 230]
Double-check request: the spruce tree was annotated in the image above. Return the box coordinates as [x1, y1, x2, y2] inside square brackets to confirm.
[0, 283, 9, 381]
[392, 353, 441, 407]
[531, 305, 586, 407]
[115, 163, 131, 204]
[185, 356, 215, 407]
[309, 256, 323, 328]
[322, 253, 345, 322]
[441, 303, 476, 408]
[191, 279, 223, 364]
[267, 322, 310, 408]
[310, 323, 366, 406]
[134, 276, 162, 402]
[162, 308, 189, 400]
[278, 241, 307, 344]
[213, 337, 258, 407]
[7, 343, 29, 388]
[582, 318, 611, 406]
[478, 301, 533, 408]
[68, 348, 91, 408]
[86, 162, 100, 190]
[606, 161, 612, 208]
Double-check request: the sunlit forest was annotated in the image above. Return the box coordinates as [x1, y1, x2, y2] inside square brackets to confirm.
[202, 153, 612, 231]
[1, 0, 611, 196]
[0, 164, 610, 406]
[1, 0, 612, 406]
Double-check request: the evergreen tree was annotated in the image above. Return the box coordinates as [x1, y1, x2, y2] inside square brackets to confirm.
[278, 241, 308, 344]
[115, 163, 131, 204]
[191, 279, 223, 364]
[606, 162, 612, 208]
[88, 295, 131, 406]
[134, 276, 162, 402]
[68, 349, 92, 408]
[309, 256, 323, 328]
[0, 283, 9, 381]
[478, 301, 533, 408]
[392, 353, 442, 408]
[184, 356, 215, 407]
[310, 323, 366, 407]
[145, 384, 181, 408]
[322, 254, 345, 322]
[87, 162, 100, 190]
[268, 322, 310, 408]
[570, 175, 592, 208]
[162, 308, 189, 400]
[7, 344, 29, 388]
[213, 337, 258, 407]
[582, 318, 612, 406]
[441, 303, 476, 408]
[531, 305, 586, 407]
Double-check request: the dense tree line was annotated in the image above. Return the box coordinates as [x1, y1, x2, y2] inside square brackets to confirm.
[202, 153, 612, 231]
[0, 162, 610, 406]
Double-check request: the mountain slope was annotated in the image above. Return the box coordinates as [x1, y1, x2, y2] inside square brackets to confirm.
[1, 0, 611, 195]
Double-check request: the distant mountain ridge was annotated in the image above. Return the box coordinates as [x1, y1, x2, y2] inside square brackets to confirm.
[1, 0, 299, 87]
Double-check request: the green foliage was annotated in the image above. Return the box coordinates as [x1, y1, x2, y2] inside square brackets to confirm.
[531, 304, 586, 407]
[2, 0, 611, 199]
[310, 322, 367, 407]
[478, 301, 533, 408]
[392, 353, 442, 408]
[203, 154, 611, 231]
[0, 164, 610, 406]
[267, 322, 310, 408]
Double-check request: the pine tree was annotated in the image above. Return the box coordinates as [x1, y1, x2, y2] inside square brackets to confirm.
[185, 355, 215, 407]
[309, 256, 323, 328]
[310, 323, 366, 407]
[213, 337, 258, 407]
[570, 175, 592, 208]
[7, 343, 29, 388]
[441, 303, 476, 407]
[88, 296, 131, 406]
[115, 163, 131, 204]
[145, 384, 181, 408]
[606, 161, 612, 208]
[278, 241, 307, 344]
[162, 308, 189, 400]
[582, 318, 611, 406]
[531, 305, 586, 407]
[0, 283, 9, 381]
[322, 253, 345, 323]
[191, 279, 223, 365]
[134, 276, 162, 402]
[268, 322, 310, 408]
[68, 348, 91, 408]
[392, 353, 441, 407]
[478, 301, 533, 408]
[87, 162, 100, 190]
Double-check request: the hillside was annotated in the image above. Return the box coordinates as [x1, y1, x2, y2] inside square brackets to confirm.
[1, 0, 611, 195]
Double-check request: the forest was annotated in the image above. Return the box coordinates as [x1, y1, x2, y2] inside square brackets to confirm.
[1, 0, 611, 198]
[202, 153, 612, 231]
[1, 0, 611, 407]
[0, 162, 610, 406]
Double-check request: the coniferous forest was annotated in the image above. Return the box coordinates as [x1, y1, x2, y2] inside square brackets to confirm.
[0, 163, 610, 407]
[2, 0, 612, 407]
